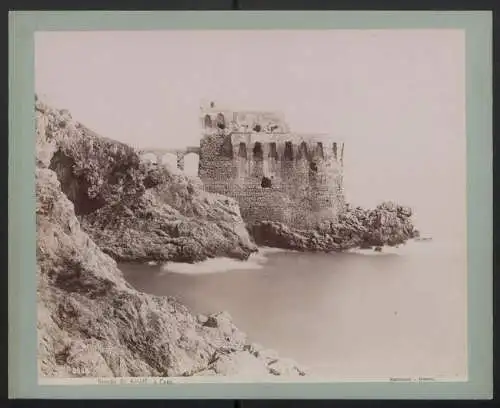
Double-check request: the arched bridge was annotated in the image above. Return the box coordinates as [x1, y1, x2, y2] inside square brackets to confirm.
[138, 146, 201, 171]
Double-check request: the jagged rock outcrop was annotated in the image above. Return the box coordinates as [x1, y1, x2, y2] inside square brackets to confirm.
[80, 166, 256, 263]
[36, 98, 256, 263]
[248, 203, 419, 252]
[36, 97, 304, 378]
[37, 100, 145, 216]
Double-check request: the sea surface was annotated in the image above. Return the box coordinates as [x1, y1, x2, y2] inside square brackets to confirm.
[120, 236, 467, 381]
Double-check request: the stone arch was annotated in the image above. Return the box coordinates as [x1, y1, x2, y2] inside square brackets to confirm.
[204, 114, 212, 128]
[184, 152, 199, 176]
[284, 141, 294, 160]
[141, 152, 158, 164]
[253, 142, 263, 160]
[238, 142, 247, 159]
[160, 153, 178, 169]
[268, 142, 278, 159]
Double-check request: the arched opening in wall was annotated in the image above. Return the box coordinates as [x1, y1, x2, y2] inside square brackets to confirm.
[160, 153, 178, 170]
[141, 152, 158, 165]
[332, 142, 338, 160]
[216, 113, 226, 129]
[269, 142, 278, 159]
[298, 141, 308, 160]
[253, 142, 263, 160]
[204, 114, 212, 128]
[284, 141, 294, 160]
[261, 176, 272, 188]
[316, 142, 324, 159]
[253, 124, 262, 132]
[238, 142, 247, 159]
[184, 153, 199, 177]
[220, 135, 233, 158]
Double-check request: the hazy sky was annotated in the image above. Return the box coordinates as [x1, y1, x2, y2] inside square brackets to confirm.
[35, 30, 466, 237]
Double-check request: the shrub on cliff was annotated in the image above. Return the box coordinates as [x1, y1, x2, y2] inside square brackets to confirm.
[37, 98, 153, 215]
[49, 128, 150, 215]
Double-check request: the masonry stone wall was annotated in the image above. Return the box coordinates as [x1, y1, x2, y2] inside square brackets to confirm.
[198, 125, 345, 230]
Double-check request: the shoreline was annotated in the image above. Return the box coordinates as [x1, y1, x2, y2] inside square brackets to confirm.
[121, 237, 432, 276]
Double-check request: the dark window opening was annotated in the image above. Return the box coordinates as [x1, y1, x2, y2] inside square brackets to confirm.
[253, 124, 262, 132]
[332, 142, 338, 160]
[269, 142, 278, 159]
[284, 141, 294, 160]
[204, 114, 212, 128]
[261, 176, 272, 188]
[316, 142, 324, 159]
[238, 142, 247, 159]
[298, 141, 308, 159]
[253, 142, 263, 160]
[216, 113, 226, 129]
[310, 161, 318, 172]
[220, 136, 233, 158]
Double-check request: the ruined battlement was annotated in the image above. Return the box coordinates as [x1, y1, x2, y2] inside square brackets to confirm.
[200, 103, 290, 134]
[228, 133, 344, 163]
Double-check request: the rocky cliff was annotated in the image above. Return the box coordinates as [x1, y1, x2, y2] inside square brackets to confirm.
[37, 96, 256, 263]
[36, 97, 303, 378]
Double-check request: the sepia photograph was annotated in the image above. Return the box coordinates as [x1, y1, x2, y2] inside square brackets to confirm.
[35, 28, 468, 383]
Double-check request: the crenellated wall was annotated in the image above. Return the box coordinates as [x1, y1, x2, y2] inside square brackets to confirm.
[198, 125, 345, 229]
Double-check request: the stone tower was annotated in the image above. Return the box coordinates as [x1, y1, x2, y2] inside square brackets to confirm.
[198, 104, 345, 229]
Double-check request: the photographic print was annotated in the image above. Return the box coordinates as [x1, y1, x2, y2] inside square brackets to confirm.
[34, 28, 468, 384]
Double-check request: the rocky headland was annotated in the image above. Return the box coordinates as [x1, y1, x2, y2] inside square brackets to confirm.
[36, 97, 302, 378]
[247, 203, 419, 253]
[36, 96, 418, 379]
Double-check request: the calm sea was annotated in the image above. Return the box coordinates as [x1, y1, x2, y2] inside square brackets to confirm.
[120, 235, 467, 381]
